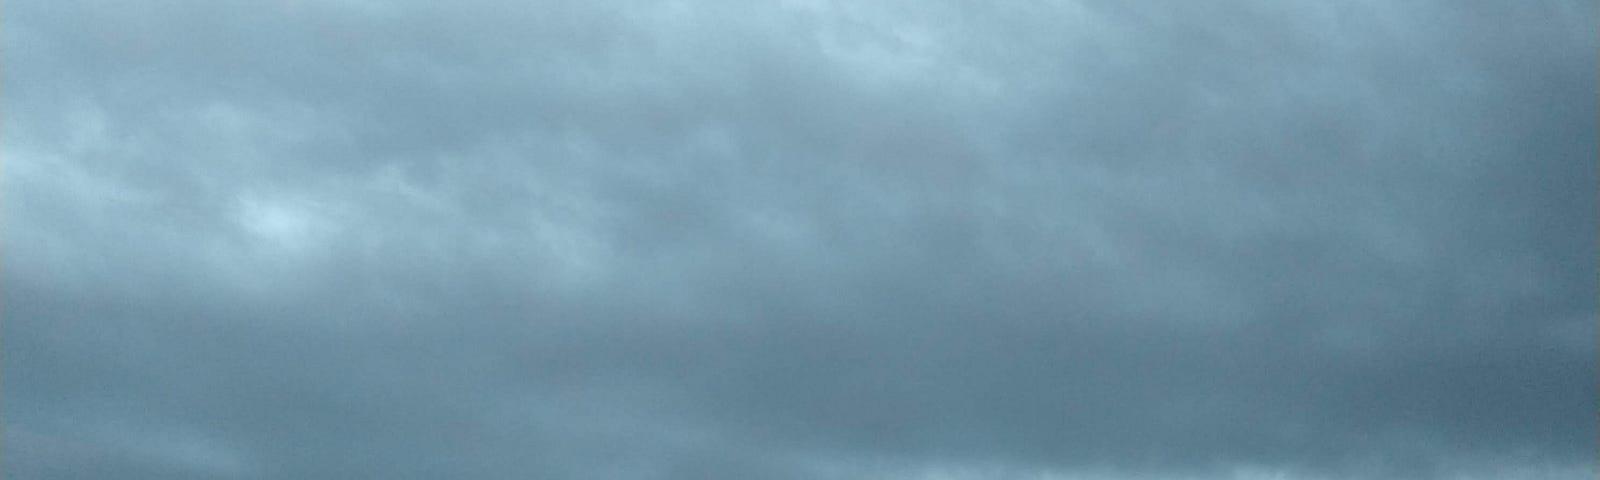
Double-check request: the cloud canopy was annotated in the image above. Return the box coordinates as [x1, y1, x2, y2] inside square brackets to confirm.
[4, 1, 1595, 479]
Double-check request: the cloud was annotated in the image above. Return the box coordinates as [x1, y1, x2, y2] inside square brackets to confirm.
[4, 0, 1594, 478]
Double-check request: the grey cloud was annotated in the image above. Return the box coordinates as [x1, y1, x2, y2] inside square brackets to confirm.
[4, 0, 1594, 479]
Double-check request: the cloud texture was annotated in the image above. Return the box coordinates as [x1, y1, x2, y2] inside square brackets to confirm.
[4, 1, 1595, 478]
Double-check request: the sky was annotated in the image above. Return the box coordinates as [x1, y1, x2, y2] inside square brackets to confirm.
[2, 1, 1595, 479]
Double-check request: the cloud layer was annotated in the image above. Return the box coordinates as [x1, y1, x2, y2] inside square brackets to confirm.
[4, 1, 1595, 478]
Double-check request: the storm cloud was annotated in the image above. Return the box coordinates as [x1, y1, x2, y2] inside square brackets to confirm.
[4, 1, 1595, 478]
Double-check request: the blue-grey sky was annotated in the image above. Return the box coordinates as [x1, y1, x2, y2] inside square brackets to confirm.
[3, 1, 1595, 479]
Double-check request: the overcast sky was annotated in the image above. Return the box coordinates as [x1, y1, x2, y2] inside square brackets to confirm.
[3, 1, 1595, 479]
